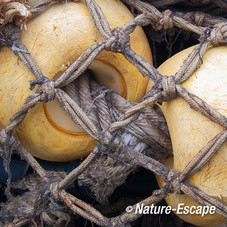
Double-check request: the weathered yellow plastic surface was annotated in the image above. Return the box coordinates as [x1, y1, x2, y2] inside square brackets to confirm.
[148, 45, 227, 226]
[0, 0, 152, 161]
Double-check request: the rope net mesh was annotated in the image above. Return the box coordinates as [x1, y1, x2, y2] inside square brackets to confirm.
[0, 0, 226, 226]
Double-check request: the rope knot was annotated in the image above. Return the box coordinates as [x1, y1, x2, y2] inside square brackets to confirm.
[154, 10, 173, 31]
[158, 76, 177, 100]
[105, 27, 130, 52]
[208, 23, 227, 45]
[49, 181, 60, 201]
[39, 79, 56, 102]
[167, 169, 182, 194]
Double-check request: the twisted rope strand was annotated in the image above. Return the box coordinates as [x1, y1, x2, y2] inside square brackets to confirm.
[180, 130, 227, 181]
[0, 0, 227, 225]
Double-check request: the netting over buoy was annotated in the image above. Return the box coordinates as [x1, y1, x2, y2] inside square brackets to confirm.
[0, 0, 226, 226]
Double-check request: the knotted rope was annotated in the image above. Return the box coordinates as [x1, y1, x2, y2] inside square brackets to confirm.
[0, 0, 226, 226]
[105, 27, 130, 52]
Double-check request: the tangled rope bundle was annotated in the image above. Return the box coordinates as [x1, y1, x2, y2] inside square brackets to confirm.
[0, 0, 226, 226]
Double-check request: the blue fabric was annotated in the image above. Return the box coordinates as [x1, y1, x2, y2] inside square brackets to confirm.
[38, 159, 80, 174]
[0, 157, 81, 186]
[0, 158, 28, 183]
[38, 159, 81, 188]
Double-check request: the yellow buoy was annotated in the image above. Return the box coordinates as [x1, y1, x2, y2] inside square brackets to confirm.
[147, 45, 227, 226]
[0, 0, 152, 161]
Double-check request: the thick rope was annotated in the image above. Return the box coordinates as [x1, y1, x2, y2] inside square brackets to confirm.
[0, 0, 226, 226]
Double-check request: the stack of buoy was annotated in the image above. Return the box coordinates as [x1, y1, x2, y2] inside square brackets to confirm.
[0, 0, 226, 226]
[0, 0, 152, 161]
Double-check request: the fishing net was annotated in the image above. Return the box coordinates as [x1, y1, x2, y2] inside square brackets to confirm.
[0, 0, 226, 226]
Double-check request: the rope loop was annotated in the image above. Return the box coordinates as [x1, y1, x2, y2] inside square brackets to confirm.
[39, 78, 56, 102]
[153, 9, 173, 30]
[105, 27, 130, 52]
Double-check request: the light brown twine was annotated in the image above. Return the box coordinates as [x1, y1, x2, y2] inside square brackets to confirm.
[0, 0, 31, 30]
[0, 0, 226, 226]
[0, 23, 44, 82]
[57, 74, 171, 203]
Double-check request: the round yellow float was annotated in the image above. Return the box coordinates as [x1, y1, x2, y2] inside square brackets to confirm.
[147, 45, 227, 226]
[0, 0, 152, 161]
